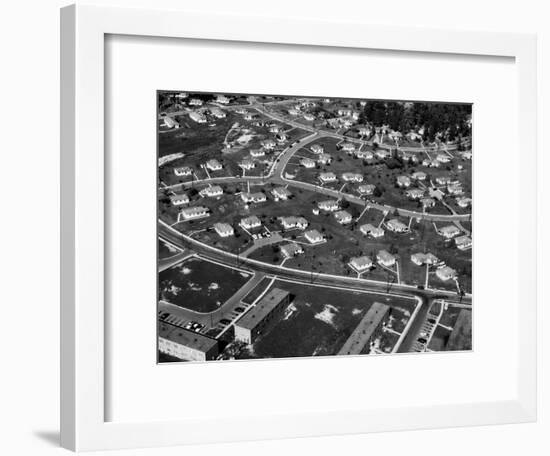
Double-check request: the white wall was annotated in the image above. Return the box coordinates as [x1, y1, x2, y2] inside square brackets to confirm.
[0, 0, 548, 454]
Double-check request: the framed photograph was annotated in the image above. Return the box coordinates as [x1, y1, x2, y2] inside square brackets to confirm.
[61, 4, 537, 451]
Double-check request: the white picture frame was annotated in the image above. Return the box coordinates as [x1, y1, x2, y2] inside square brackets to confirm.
[60, 4, 537, 452]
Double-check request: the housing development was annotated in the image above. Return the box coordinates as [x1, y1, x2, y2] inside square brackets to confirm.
[157, 92, 472, 362]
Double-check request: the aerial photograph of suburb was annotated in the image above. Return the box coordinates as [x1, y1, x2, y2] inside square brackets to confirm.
[157, 91, 472, 363]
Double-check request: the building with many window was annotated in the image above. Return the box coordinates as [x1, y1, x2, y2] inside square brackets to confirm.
[338, 302, 390, 355]
[158, 323, 219, 362]
[234, 288, 291, 344]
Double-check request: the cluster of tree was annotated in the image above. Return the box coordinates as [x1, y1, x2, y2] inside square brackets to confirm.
[359, 101, 471, 142]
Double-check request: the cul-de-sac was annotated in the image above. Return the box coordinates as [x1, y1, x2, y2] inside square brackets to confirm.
[157, 92, 472, 362]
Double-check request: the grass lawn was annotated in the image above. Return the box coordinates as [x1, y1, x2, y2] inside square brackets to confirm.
[158, 238, 180, 259]
[446, 309, 472, 351]
[159, 257, 252, 313]
[235, 280, 415, 359]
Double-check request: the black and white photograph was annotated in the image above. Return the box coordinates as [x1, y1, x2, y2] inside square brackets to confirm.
[157, 92, 472, 362]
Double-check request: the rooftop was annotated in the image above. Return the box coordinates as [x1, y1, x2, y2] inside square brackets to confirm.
[235, 288, 290, 331]
[338, 302, 390, 355]
[158, 322, 218, 353]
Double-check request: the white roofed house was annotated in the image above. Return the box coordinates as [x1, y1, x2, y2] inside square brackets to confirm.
[358, 127, 372, 137]
[355, 150, 374, 160]
[422, 158, 440, 168]
[396, 175, 411, 188]
[239, 159, 255, 171]
[349, 256, 373, 273]
[401, 151, 419, 163]
[460, 151, 472, 160]
[241, 192, 267, 204]
[304, 229, 325, 244]
[435, 176, 451, 186]
[456, 196, 472, 208]
[276, 132, 289, 143]
[405, 188, 425, 200]
[269, 124, 282, 134]
[360, 223, 384, 238]
[420, 197, 436, 209]
[342, 172, 363, 183]
[411, 252, 439, 266]
[377, 250, 396, 267]
[261, 139, 277, 150]
[310, 144, 324, 155]
[375, 149, 391, 159]
[319, 172, 337, 183]
[339, 142, 356, 154]
[300, 157, 316, 169]
[279, 216, 309, 231]
[199, 185, 223, 198]
[317, 153, 333, 165]
[188, 98, 203, 106]
[213, 222, 234, 238]
[386, 218, 408, 233]
[318, 200, 340, 212]
[239, 215, 262, 230]
[447, 182, 464, 195]
[412, 171, 427, 181]
[407, 131, 422, 141]
[438, 224, 461, 239]
[436, 266, 457, 281]
[388, 130, 403, 142]
[249, 148, 265, 158]
[205, 159, 223, 171]
[174, 166, 192, 177]
[334, 210, 352, 225]
[455, 235, 472, 250]
[209, 107, 226, 119]
[280, 243, 304, 259]
[303, 113, 315, 122]
[179, 206, 209, 221]
[436, 153, 451, 163]
[215, 94, 230, 104]
[169, 193, 189, 206]
[163, 116, 179, 129]
[288, 108, 300, 116]
[271, 186, 292, 201]
[357, 184, 376, 196]
[338, 108, 352, 116]
[189, 111, 207, 123]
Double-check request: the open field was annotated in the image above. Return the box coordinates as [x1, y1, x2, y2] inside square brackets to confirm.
[158, 257, 252, 313]
[230, 280, 416, 359]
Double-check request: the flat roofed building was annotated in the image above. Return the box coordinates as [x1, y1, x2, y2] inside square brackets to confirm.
[334, 210, 352, 224]
[304, 229, 325, 244]
[234, 288, 291, 344]
[174, 166, 192, 177]
[158, 323, 218, 362]
[338, 302, 390, 355]
[342, 172, 363, 182]
[377, 250, 396, 267]
[213, 222, 234, 237]
[170, 193, 189, 206]
[206, 159, 223, 171]
[280, 242, 304, 258]
[319, 172, 337, 183]
[386, 218, 408, 233]
[199, 185, 223, 198]
[271, 186, 292, 200]
[180, 206, 209, 221]
[439, 225, 461, 239]
[240, 216, 262, 231]
[455, 235, 472, 250]
[349, 256, 373, 272]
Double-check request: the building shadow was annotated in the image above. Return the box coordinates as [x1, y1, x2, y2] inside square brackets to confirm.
[33, 430, 59, 447]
